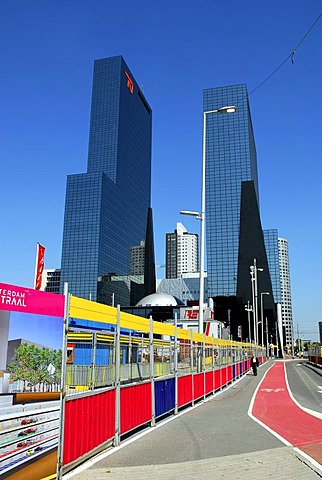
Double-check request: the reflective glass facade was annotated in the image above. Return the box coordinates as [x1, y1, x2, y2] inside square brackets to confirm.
[60, 56, 152, 300]
[157, 275, 208, 303]
[203, 84, 259, 297]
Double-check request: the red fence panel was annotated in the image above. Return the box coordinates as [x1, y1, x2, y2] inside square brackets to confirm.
[178, 375, 193, 407]
[221, 366, 227, 387]
[63, 388, 115, 465]
[205, 371, 214, 394]
[193, 373, 204, 400]
[226, 365, 233, 383]
[120, 382, 152, 434]
[214, 369, 221, 390]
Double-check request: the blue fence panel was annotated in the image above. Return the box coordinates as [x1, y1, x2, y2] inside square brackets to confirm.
[239, 361, 244, 374]
[232, 363, 236, 379]
[155, 378, 175, 418]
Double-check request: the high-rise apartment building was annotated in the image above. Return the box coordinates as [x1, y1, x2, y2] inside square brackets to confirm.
[263, 230, 295, 351]
[40, 269, 61, 293]
[60, 56, 154, 301]
[278, 238, 294, 349]
[203, 84, 275, 341]
[166, 223, 199, 279]
[263, 230, 281, 304]
[130, 240, 145, 275]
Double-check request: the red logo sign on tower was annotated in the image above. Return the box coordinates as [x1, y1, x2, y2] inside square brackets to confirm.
[124, 71, 134, 94]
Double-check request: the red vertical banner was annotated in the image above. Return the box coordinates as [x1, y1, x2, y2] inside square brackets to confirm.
[34, 243, 45, 290]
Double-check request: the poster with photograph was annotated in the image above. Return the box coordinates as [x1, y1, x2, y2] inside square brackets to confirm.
[0, 282, 65, 480]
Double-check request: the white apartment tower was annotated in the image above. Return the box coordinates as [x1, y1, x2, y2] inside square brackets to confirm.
[278, 238, 294, 349]
[40, 269, 61, 293]
[166, 223, 199, 279]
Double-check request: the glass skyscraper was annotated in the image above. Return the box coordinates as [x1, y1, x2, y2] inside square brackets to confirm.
[203, 84, 259, 298]
[204, 84, 276, 343]
[60, 56, 152, 301]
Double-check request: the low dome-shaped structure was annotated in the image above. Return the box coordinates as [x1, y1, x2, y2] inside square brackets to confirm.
[136, 292, 184, 307]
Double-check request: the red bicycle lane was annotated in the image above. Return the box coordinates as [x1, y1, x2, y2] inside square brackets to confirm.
[251, 361, 322, 466]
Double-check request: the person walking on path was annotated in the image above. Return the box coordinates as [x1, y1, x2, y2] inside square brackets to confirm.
[251, 354, 259, 376]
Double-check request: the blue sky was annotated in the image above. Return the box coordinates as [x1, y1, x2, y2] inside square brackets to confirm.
[1, 1, 321, 341]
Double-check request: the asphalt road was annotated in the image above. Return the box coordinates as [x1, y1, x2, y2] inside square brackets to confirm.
[285, 360, 322, 415]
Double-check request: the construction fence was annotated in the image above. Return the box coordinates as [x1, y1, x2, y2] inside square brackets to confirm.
[59, 296, 265, 476]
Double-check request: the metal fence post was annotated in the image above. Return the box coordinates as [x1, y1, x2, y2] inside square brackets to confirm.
[129, 330, 132, 381]
[219, 345, 223, 390]
[57, 282, 69, 480]
[212, 335, 215, 394]
[203, 334, 206, 400]
[91, 332, 97, 390]
[174, 313, 178, 415]
[149, 315, 155, 426]
[114, 305, 121, 446]
[190, 330, 194, 406]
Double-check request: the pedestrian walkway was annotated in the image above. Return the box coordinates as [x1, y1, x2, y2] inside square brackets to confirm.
[66, 447, 322, 479]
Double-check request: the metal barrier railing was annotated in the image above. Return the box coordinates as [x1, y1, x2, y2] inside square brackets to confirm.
[65, 328, 263, 395]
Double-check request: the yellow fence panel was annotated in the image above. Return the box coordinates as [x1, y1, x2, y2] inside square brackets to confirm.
[120, 311, 150, 333]
[153, 321, 175, 336]
[69, 296, 254, 351]
[69, 296, 117, 324]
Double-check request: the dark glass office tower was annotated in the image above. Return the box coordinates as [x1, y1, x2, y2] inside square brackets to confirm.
[60, 56, 153, 301]
[204, 84, 259, 298]
[203, 84, 275, 341]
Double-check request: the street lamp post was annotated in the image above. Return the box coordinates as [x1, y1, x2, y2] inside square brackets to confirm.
[250, 259, 263, 345]
[265, 317, 269, 357]
[179, 209, 202, 335]
[254, 260, 263, 346]
[181, 105, 237, 337]
[250, 268, 256, 344]
[260, 292, 270, 348]
[245, 301, 252, 343]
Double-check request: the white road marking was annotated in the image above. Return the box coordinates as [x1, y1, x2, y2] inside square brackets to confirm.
[260, 387, 285, 393]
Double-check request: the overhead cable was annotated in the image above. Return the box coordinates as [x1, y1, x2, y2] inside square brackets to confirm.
[249, 12, 322, 96]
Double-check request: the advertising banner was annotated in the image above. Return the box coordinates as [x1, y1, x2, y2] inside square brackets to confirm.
[34, 243, 46, 290]
[0, 282, 65, 480]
